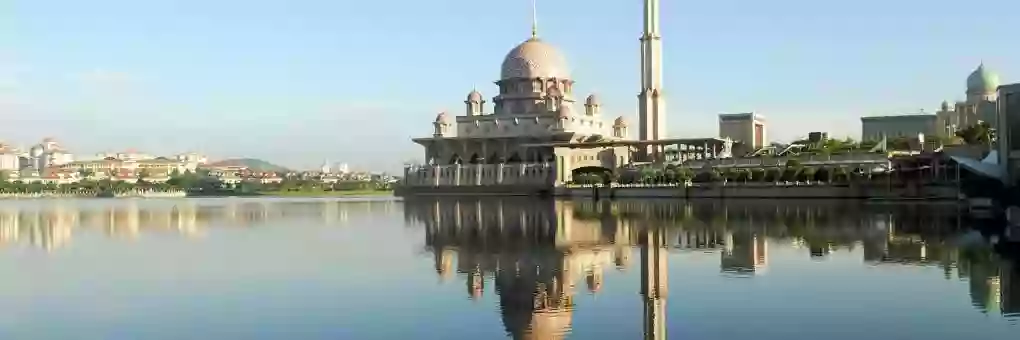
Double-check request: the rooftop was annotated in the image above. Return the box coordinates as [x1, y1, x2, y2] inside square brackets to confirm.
[521, 138, 728, 149]
[860, 114, 936, 120]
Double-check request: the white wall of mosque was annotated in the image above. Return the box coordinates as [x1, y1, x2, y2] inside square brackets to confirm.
[454, 114, 613, 139]
[404, 163, 556, 187]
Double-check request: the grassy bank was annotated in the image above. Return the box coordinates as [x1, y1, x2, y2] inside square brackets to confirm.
[257, 189, 393, 197]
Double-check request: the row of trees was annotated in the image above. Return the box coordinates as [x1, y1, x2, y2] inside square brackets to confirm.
[0, 169, 391, 194]
[575, 161, 885, 185]
[782, 125, 989, 156]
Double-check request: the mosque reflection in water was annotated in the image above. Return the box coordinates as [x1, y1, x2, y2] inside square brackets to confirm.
[0, 199, 397, 252]
[404, 198, 1020, 339]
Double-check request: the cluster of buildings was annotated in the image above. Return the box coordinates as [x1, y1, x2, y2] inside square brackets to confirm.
[861, 64, 1003, 142]
[206, 160, 393, 186]
[401, 0, 1020, 192]
[0, 138, 206, 184]
[407, 198, 1018, 338]
[0, 200, 396, 252]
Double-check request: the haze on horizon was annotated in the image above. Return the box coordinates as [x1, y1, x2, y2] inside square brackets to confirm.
[1, 0, 1017, 173]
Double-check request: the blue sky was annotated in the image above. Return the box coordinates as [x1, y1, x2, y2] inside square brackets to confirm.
[1, 0, 1018, 172]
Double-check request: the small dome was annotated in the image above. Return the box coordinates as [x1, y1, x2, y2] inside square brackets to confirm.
[500, 37, 571, 80]
[967, 63, 1000, 94]
[940, 100, 950, 111]
[29, 144, 45, 157]
[467, 90, 483, 102]
[434, 111, 450, 123]
[558, 103, 572, 118]
[585, 94, 599, 106]
[613, 116, 627, 127]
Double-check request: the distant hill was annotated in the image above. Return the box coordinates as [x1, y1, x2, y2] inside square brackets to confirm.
[205, 158, 291, 173]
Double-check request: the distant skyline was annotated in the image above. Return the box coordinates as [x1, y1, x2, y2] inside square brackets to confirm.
[2, 0, 1018, 172]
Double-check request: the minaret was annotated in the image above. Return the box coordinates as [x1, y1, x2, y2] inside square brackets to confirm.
[531, 0, 539, 38]
[638, 0, 666, 161]
[641, 228, 668, 340]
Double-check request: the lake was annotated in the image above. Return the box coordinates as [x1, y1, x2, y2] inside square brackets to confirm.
[0, 197, 1017, 339]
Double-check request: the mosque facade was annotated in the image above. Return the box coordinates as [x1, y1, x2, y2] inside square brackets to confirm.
[404, 0, 679, 192]
[936, 63, 1001, 136]
[860, 63, 1001, 142]
[406, 25, 633, 188]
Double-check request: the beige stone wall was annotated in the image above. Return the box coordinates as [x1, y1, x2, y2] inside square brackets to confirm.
[861, 115, 937, 142]
[406, 144, 630, 188]
[552, 146, 630, 184]
[422, 139, 557, 165]
[404, 163, 555, 187]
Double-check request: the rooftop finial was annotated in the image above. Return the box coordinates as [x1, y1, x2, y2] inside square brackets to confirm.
[531, 0, 538, 38]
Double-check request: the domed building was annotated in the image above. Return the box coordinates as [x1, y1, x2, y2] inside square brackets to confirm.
[935, 63, 1001, 136]
[408, 29, 631, 189]
[408, 198, 638, 340]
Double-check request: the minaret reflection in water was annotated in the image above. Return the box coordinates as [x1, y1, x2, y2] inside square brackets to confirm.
[409, 198, 1020, 338]
[411, 198, 673, 340]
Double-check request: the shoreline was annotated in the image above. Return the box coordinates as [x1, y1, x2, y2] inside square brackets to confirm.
[253, 190, 394, 197]
[0, 190, 394, 199]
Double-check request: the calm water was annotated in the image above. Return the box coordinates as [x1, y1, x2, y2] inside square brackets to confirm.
[0, 197, 1017, 340]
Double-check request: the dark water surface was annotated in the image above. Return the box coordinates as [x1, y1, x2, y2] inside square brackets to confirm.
[0, 197, 1017, 339]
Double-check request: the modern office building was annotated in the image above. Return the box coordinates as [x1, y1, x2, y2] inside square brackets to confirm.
[860, 114, 938, 142]
[718, 112, 767, 150]
[996, 83, 1020, 185]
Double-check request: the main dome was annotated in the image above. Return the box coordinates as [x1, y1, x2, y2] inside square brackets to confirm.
[500, 37, 571, 80]
[967, 63, 1000, 94]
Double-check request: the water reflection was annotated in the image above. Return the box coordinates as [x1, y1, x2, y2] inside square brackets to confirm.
[405, 198, 1020, 339]
[2, 197, 1018, 339]
[0, 198, 397, 252]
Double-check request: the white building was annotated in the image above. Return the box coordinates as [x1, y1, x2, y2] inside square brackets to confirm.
[935, 64, 1000, 136]
[718, 113, 767, 150]
[334, 163, 350, 174]
[0, 143, 20, 172]
[861, 114, 937, 142]
[175, 152, 208, 165]
[23, 138, 74, 171]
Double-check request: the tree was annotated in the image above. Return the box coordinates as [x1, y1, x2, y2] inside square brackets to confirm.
[781, 166, 799, 182]
[693, 170, 721, 183]
[956, 121, 993, 146]
[736, 169, 751, 182]
[798, 167, 816, 182]
[889, 137, 913, 151]
[750, 168, 766, 182]
[764, 168, 781, 182]
[833, 167, 850, 183]
[814, 167, 831, 182]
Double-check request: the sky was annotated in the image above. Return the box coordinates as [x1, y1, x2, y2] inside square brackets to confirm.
[1, 0, 1018, 172]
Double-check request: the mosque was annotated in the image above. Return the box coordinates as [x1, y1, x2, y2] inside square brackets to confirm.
[408, 27, 631, 188]
[402, 0, 717, 192]
[861, 63, 1003, 142]
[936, 63, 1001, 135]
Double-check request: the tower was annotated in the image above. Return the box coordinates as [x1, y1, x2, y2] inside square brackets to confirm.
[465, 90, 484, 116]
[638, 0, 666, 161]
[640, 228, 668, 340]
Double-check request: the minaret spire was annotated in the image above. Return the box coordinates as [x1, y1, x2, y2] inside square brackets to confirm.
[638, 0, 666, 161]
[531, 0, 539, 38]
